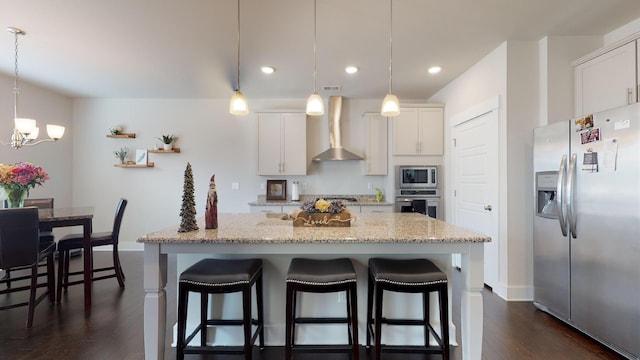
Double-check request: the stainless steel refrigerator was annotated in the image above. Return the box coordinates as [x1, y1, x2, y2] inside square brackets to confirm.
[533, 103, 640, 359]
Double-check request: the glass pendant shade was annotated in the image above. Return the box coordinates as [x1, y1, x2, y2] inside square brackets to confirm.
[46, 124, 65, 140]
[381, 94, 400, 116]
[229, 90, 249, 116]
[306, 92, 324, 116]
[14, 118, 36, 134]
[27, 127, 39, 140]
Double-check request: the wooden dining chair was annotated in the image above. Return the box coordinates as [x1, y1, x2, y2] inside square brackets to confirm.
[0, 207, 56, 328]
[56, 198, 127, 301]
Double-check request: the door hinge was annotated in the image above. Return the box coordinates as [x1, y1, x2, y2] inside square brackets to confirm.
[453, 138, 457, 147]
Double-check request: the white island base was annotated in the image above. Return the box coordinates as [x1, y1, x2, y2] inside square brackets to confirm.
[139, 213, 488, 360]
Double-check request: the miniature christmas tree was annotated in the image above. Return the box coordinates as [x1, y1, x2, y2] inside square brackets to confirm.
[178, 162, 199, 232]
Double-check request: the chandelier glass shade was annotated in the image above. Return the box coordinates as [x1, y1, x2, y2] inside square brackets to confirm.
[2, 27, 65, 149]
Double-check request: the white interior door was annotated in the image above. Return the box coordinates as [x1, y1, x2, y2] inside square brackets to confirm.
[452, 108, 499, 289]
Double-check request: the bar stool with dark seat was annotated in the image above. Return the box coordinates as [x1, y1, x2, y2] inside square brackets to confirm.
[176, 258, 264, 360]
[285, 257, 359, 360]
[366, 258, 449, 360]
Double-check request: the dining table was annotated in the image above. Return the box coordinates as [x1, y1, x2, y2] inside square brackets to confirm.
[37, 207, 94, 313]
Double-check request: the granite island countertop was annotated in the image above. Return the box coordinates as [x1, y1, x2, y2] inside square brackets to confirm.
[137, 212, 490, 244]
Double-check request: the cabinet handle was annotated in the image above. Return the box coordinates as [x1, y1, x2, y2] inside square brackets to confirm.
[627, 87, 634, 105]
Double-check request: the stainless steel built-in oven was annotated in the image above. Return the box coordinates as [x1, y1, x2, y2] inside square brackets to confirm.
[394, 190, 441, 219]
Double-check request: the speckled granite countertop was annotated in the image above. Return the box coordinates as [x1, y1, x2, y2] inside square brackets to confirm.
[249, 194, 394, 207]
[137, 213, 490, 244]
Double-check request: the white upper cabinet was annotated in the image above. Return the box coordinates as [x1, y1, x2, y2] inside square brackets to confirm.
[392, 107, 444, 155]
[574, 40, 637, 116]
[364, 113, 388, 175]
[257, 113, 307, 175]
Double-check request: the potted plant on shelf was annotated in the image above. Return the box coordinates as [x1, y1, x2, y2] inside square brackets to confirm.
[157, 134, 176, 150]
[109, 125, 123, 135]
[114, 147, 128, 164]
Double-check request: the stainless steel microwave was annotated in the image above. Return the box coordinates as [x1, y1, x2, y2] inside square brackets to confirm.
[397, 166, 438, 189]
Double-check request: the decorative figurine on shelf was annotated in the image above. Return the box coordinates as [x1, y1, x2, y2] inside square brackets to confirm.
[205, 174, 218, 229]
[178, 162, 199, 233]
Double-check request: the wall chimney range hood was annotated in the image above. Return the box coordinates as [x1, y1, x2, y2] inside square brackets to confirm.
[312, 96, 363, 162]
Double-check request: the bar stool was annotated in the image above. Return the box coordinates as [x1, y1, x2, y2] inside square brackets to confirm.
[176, 258, 264, 360]
[366, 258, 449, 360]
[285, 257, 359, 360]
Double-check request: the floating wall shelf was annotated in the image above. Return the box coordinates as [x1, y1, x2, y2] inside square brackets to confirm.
[114, 162, 155, 168]
[148, 148, 180, 153]
[107, 133, 136, 138]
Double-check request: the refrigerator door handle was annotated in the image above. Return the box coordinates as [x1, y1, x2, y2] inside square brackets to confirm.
[557, 155, 568, 237]
[566, 153, 578, 238]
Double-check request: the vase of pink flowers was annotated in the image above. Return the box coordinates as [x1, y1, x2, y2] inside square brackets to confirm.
[0, 162, 49, 208]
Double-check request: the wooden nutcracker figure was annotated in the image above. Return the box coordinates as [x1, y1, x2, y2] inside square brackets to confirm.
[205, 174, 218, 229]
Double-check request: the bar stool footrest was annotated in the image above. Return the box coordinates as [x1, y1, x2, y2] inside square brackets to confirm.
[379, 317, 431, 326]
[204, 319, 261, 326]
[183, 345, 255, 355]
[376, 344, 447, 354]
[294, 316, 349, 324]
[367, 323, 444, 345]
[290, 344, 356, 353]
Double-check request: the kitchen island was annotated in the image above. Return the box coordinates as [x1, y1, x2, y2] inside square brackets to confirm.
[138, 212, 490, 360]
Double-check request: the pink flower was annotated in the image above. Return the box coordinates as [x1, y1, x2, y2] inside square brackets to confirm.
[0, 162, 49, 192]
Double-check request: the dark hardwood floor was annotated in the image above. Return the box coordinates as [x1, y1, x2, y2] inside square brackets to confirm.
[0, 252, 624, 360]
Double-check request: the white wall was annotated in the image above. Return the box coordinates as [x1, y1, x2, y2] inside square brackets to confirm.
[428, 41, 542, 300]
[505, 41, 539, 299]
[71, 97, 401, 248]
[0, 73, 74, 211]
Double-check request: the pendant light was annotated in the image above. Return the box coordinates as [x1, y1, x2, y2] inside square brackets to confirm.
[381, 0, 400, 117]
[306, 0, 324, 116]
[229, 0, 249, 116]
[1, 27, 65, 149]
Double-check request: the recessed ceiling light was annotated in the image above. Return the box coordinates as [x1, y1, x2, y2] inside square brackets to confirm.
[261, 66, 275, 74]
[428, 66, 442, 74]
[345, 66, 358, 74]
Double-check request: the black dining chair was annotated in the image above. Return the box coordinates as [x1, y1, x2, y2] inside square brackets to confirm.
[56, 198, 127, 301]
[2, 198, 55, 288]
[0, 207, 56, 328]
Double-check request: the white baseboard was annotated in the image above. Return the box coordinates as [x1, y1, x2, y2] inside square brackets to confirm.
[493, 282, 533, 301]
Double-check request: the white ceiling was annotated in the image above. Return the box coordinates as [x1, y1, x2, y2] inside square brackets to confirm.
[0, 0, 639, 100]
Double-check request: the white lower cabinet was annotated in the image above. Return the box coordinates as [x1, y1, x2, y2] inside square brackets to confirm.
[249, 205, 282, 213]
[359, 205, 393, 213]
[250, 204, 393, 214]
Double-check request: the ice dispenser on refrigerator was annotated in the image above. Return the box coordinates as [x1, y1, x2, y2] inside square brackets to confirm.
[535, 171, 558, 219]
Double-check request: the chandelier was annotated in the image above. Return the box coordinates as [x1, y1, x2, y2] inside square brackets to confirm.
[1, 27, 65, 149]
